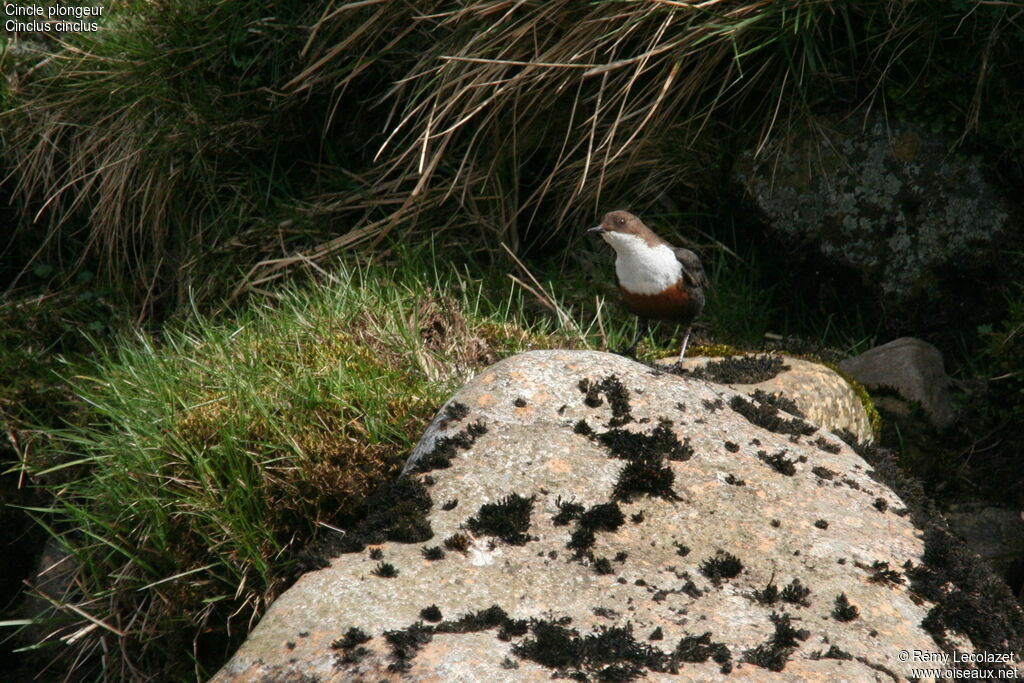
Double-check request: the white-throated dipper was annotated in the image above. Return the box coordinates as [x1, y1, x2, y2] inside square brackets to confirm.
[589, 210, 706, 367]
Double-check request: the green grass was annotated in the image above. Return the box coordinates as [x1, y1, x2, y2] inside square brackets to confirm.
[10, 247, 644, 680]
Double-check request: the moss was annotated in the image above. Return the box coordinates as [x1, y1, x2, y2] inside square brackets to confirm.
[864, 561, 903, 586]
[443, 533, 470, 553]
[420, 546, 445, 561]
[684, 354, 789, 384]
[780, 578, 811, 607]
[511, 621, 678, 679]
[384, 622, 433, 672]
[811, 466, 836, 480]
[552, 497, 586, 526]
[741, 612, 809, 672]
[420, 605, 442, 622]
[371, 562, 398, 578]
[466, 493, 536, 545]
[597, 419, 693, 462]
[613, 456, 680, 503]
[578, 375, 633, 427]
[409, 419, 489, 473]
[729, 394, 816, 436]
[832, 593, 859, 622]
[757, 449, 797, 476]
[331, 627, 371, 650]
[675, 632, 732, 673]
[699, 550, 743, 585]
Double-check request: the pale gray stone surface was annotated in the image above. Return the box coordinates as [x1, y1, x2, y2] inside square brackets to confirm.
[214, 350, 995, 681]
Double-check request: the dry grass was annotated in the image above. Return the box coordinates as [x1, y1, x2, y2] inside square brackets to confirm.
[6, 0, 985, 308]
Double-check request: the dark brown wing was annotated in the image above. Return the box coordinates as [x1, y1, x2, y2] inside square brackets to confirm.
[673, 247, 707, 290]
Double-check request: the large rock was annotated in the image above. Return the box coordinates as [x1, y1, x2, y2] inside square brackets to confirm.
[215, 351, 1021, 681]
[737, 114, 1018, 334]
[839, 337, 954, 428]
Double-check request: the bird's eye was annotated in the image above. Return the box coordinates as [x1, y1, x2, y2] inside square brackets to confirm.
[615, 217, 625, 226]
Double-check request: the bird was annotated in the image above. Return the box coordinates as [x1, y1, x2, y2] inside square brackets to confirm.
[589, 210, 706, 368]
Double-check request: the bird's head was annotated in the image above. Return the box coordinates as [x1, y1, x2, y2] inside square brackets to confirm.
[588, 210, 659, 248]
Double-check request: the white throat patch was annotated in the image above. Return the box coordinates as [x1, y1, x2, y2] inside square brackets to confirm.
[601, 231, 682, 295]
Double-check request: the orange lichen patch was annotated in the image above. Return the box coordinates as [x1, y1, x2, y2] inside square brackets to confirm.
[475, 393, 496, 407]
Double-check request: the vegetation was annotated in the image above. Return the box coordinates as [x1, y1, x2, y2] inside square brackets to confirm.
[3, 0, 1024, 680]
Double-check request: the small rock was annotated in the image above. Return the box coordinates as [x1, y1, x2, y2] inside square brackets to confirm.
[839, 337, 954, 428]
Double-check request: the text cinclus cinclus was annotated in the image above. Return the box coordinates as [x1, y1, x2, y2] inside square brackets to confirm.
[589, 210, 706, 367]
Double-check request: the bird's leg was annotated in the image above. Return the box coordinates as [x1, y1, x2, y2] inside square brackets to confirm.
[617, 320, 649, 358]
[670, 326, 692, 372]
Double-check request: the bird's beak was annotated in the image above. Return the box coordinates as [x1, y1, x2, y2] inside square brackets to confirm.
[587, 225, 605, 234]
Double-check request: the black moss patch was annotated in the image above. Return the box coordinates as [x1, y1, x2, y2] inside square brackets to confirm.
[593, 557, 614, 575]
[552, 497, 586, 525]
[441, 498, 458, 511]
[613, 455, 681, 503]
[729, 394, 816, 437]
[675, 632, 733, 674]
[648, 627, 663, 641]
[466, 493, 536, 545]
[372, 562, 398, 578]
[513, 397, 528, 407]
[702, 398, 725, 411]
[444, 401, 470, 422]
[681, 580, 703, 598]
[331, 626, 372, 666]
[752, 580, 779, 605]
[573, 419, 595, 436]
[812, 645, 853, 660]
[443, 533, 470, 553]
[780, 578, 811, 607]
[328, 475, 434, 554]
[724, 473, 745, 486]
[331, 627, 371, 650]
[578, 375, 633, 427]
[566, 502, 625, 559]
[750, 389, 804, 418]
[863, 561, 903, 586]
[674, 542, 690, 557]
[832, 593, 859, 622]
[814, 519, 829, 530]
[811, 466, 836, 480]
[813, 436, 841, 454]
[873, 497, 888, 513]
[597, 419, 693, 462]
[420, 605, 443, 622]
[699, 550, 743, 585]
[724, 441, 739, 453]
[435, 605, 512, 634]
[408, 419, 488, 473]
[421, 545, 445, 561]
[742, 612, 809, 672]
[511, 620, 678, 680]
[369, 547, 384, 560]
[384, 622, 434, 672]
[686, 355, 789, 384]
[758, 449, 797, 476]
